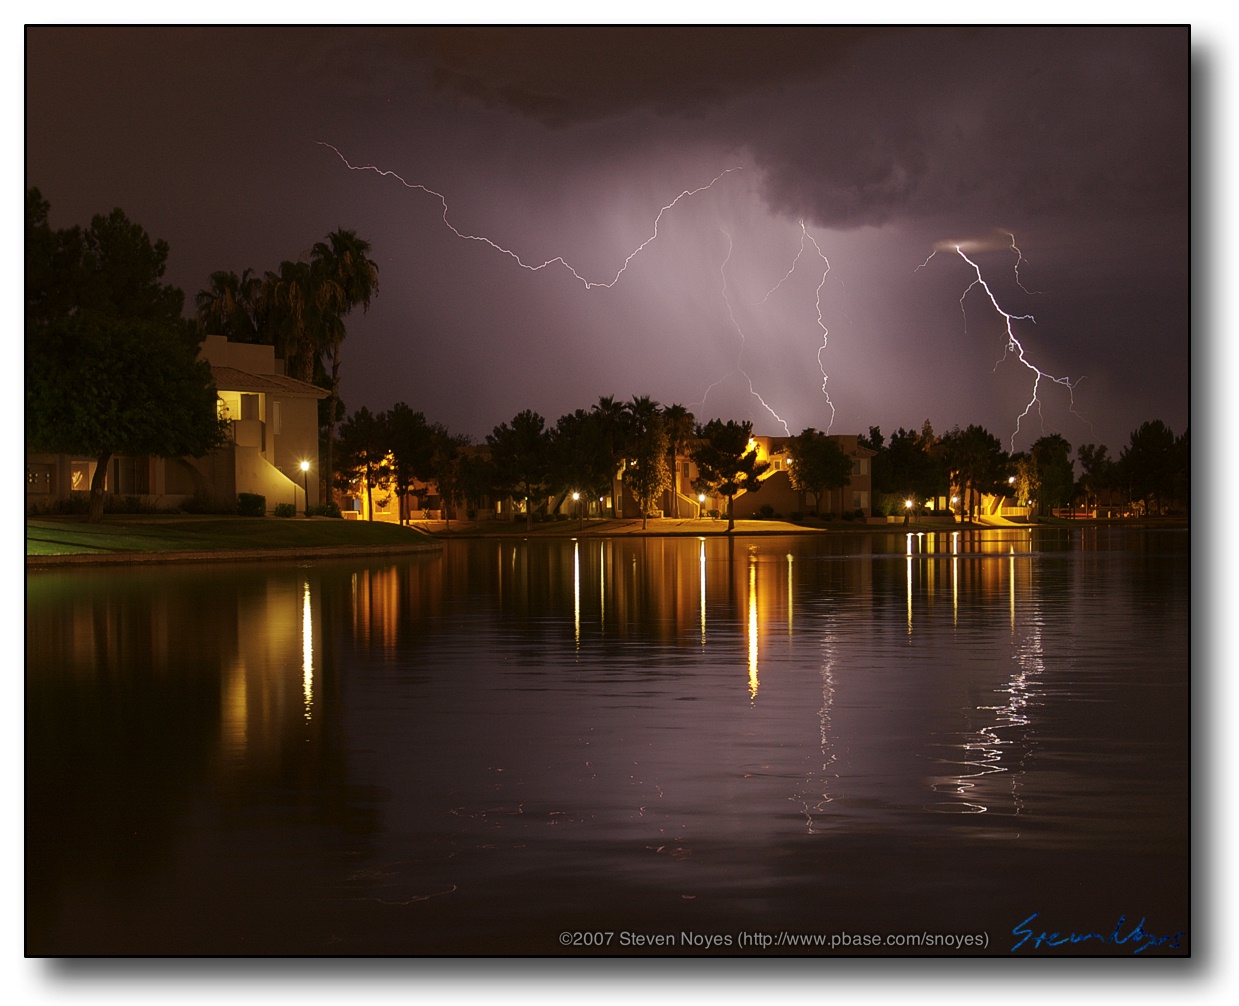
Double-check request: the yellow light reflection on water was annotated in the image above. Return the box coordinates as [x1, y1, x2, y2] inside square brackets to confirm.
[786, 553, 794, 636]
[699, 537, 707, 646]
[302, 580, 313, 721]
[573, 539, 580, 647]
[906, 550, 913, 634]
[747, 556, 759, 700]
[952, 554, 959, 625]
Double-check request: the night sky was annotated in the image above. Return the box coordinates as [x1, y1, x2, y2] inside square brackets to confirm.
[25, 26, 1190, 455]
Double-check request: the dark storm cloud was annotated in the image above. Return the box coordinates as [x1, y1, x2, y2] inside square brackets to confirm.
[398, 27, 874, 122]
[407, 26, 1189, 231]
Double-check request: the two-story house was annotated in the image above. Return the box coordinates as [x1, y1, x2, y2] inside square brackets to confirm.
[26, 335, 327, 514]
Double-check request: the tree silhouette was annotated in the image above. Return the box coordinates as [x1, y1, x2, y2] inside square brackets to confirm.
[690, 419, 769, 532]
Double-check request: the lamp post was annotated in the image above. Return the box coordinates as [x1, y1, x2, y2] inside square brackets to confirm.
[572, 491, 581, 530]
[300, 460, 311, 517]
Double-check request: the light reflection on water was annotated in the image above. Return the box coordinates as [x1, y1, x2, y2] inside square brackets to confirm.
[26, 528, 1189, 954]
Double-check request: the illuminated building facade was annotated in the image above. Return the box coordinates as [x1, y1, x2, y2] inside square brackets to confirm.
[25, 335, 327, 515]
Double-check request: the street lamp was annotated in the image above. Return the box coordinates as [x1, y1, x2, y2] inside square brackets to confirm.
[572, 491, 581, 530]
[904, 498, 913, 525]
[300, 460, 310, 517]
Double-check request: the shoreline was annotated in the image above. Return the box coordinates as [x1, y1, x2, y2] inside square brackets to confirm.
[25, 515, 1187, 567]
[25, 541, 444, 568]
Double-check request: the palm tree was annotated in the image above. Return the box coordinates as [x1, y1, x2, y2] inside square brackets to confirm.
[661, 403, 695, 517]
[195, 268, 263, 342]
[591, 395, 629, 516]
[262, 259, 316, 381]
[312, 229, 379, 496]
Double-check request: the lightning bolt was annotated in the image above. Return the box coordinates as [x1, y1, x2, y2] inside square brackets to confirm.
[1005, 231, 1042, 296]
[696, 231, 791, 435]
[324, 142, 835, 436]
[757, 221, 837, 433]
[318, 141, 741, 290]
[919, 237, 1085, 450]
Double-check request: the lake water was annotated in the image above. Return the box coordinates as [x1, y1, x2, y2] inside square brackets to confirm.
[26, 527, 1190, 956]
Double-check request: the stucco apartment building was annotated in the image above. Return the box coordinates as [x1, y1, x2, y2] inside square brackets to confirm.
[26, 335, 327, 514]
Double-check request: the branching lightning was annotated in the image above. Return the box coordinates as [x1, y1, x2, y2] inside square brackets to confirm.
[919, 235, 1084, 450]
[323, 142, 849, 436]
[757, 221, 837, 433]
[1005, 231, 1042, 296]
[319, 141, 741, 290]
[700, 231, 792, 435]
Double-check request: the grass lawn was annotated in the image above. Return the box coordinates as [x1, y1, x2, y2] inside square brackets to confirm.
[26, 515, 438, 556]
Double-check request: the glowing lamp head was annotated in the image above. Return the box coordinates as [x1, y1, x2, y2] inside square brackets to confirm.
[300, 460, 310, 472]
[905, 499, 914, 509]
[572, 492, 580, 501]
[698, 494, 706, 503]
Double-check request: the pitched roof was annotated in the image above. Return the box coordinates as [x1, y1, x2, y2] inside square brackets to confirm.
[210, 366, 329, 398]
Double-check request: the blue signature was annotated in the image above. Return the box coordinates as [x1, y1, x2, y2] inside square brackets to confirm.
[1012, 912, 1186, 954]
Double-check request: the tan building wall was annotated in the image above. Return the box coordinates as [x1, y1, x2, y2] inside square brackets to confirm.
[26, 335, 326, 514]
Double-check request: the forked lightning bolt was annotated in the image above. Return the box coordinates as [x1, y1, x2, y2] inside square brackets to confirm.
[319, 141, 740, 290]
[757, 221, 837, 433]
[324, 142, 841, 435]
[919, 237, 1083, 450]
[698, 231, 792, 435]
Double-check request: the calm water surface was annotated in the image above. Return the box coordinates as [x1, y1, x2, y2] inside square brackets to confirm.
[26, 527, 1190, 955]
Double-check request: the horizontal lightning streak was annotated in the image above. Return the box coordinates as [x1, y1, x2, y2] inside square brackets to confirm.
[318, 141, 741, 289]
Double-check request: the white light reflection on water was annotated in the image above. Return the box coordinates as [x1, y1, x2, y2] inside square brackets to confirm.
[799, 613, 839, 834]
[302, 579, 314, 721]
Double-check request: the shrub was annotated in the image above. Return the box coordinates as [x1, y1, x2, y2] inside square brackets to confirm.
[273, 502, 297, 518]
[36, 493, 91, 515]
[237, 492, 266, 517]
[789, 512, 803, 521]
[708, 508, 720, 519]
[758, 504, 775, 519]
[824, 512, 835, 522]
[180, 489, 235, 514]
[311, 501, 343, 518]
